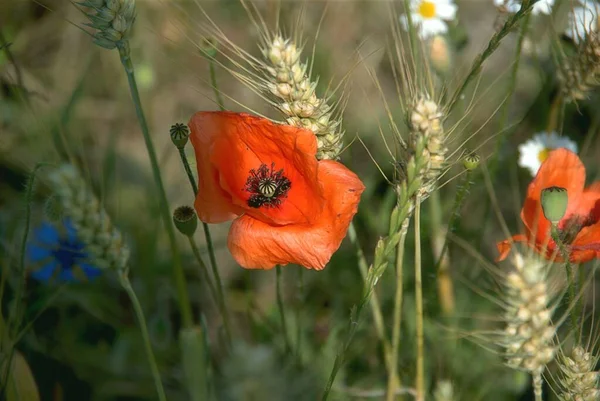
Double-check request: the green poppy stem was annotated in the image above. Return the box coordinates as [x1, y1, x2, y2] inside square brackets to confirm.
[276, 265, 292, 354]
[116, 41, 193, 329]
[119, 271, 167, 401]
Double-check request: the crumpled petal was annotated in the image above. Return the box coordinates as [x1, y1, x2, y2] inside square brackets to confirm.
[228, 160, 365, 269]
[209, 112, 323, 225]
[189, 111, 246, 223]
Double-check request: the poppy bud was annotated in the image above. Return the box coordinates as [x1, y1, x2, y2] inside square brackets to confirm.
[173, 206, 198, 237]
[541, 186, 568, 224]
[170, 123, 190, 149]
[463, 152, 480, 171]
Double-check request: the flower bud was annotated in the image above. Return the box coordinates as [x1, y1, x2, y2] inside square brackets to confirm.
[541, 186, 568, 224]
[170, 123, 190, 149]
[463, 152, 480, 171]
[173, 206, 198, 237]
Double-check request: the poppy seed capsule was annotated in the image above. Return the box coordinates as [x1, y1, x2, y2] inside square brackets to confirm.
[463, 152, 480, 171]
[541, 186, 568, 224]
[170, 123, 190, 149]
[173, 206, 198, 237]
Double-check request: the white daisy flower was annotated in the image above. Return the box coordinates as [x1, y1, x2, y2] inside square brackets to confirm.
[565, 0, 599, 44]
[493, 0, 555, 15]
[518, 131, 578, 175]
[400, 0, 458, 39]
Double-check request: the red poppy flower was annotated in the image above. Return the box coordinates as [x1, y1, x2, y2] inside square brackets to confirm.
[497, 148, 600, 263]
[188, 111, 365, 270]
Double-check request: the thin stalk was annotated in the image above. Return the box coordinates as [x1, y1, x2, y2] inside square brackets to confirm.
[119, 272, 167, 401]
[348, 222, 396, 374]
[386, 228, 408, 401]
[550, 225, 577, 331]
[1, 163, 48, 401]
[187, 238, 218, 313]
[176, 147, 222, 323]
[188, 233, 231, 345]
[488, 11, 531, 176]
[178, 148, 199, 194]
[321, 209, 408, 401]
[429, 190, 454, 316]
[209, 61, 225, 111]
[0, 30, 29, 104]
[447, 0, 538, 112]
[433, 170, 474, 315]
[116, 42, 193, 328]
[295, 268, 304, 357]
[414, 200, 424, 401]
[276, 265, 292, 354]
[546, 92, 562, 133]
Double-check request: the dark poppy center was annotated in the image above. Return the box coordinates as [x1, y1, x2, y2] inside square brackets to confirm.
[244, 162, 291, 208]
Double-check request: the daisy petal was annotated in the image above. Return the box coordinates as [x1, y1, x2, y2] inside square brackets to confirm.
[436, 3, 457, 19]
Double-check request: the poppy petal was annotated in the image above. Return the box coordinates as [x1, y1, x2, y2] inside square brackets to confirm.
[496, 234, 528, 262]
[571, 221, 600, 263]
[208, 112, 323, 225]
[189, 112, 246, 223]
[227, 160, 365, 269]
[522, 148, 585, 245]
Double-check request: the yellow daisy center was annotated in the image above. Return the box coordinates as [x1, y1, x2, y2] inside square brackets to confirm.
[538, 148, 550, 163]
[418, 1, 437, 19]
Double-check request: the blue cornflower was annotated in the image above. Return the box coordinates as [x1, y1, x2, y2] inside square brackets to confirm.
[27, 219, 102, 283]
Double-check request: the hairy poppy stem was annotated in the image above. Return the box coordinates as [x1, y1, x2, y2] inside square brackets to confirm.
[175, 147, 229, 340]
[275, 265, 292, 354]
[188, 237, 232, 345]
[348, 223, 397, 381]
[295, 268, 304, 358]
[187, 239, 218, 316]
[414, 200, 425, 401]
[178, 148, 199, 195]
[119, 271, 167, 401]
[116, 42, 193, 329]
[550, 225, 578, 331]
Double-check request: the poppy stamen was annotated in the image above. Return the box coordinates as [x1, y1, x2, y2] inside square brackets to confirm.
[244, 162, 291, 208]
